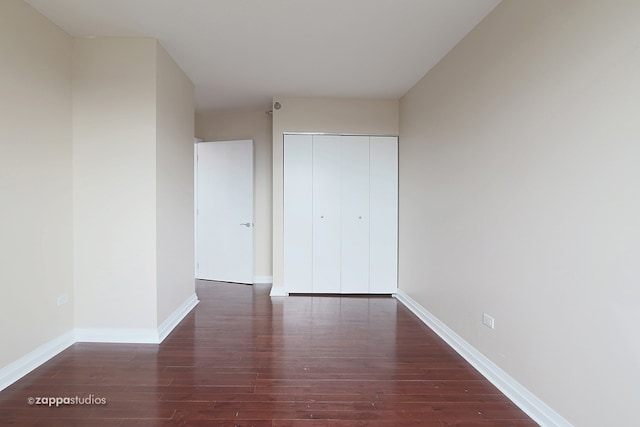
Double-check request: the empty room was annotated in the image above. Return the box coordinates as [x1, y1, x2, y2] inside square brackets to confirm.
[1, 0, 638, 426]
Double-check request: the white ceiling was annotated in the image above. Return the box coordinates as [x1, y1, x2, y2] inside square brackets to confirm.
[25, 0, 500, 114]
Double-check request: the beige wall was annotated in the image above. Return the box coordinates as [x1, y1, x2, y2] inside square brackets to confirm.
[74, 37, 197, 332]
[73, 38, 159, 330]
[399, 1, 640, 426]
[271, 97, 399, 290]
[155, 44, 196, 324]
[0, 0, 74, 369]
[195, 110, 273, 279]
[1, 1, 196, 377]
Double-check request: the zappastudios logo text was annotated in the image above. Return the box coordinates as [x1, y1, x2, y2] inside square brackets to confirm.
[27, 395, 107, 407]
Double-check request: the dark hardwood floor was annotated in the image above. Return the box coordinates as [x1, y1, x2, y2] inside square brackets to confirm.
[0, 281, 537, 426]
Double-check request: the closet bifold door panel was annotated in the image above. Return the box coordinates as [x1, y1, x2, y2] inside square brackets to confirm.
[283, 134, 397, 294]
[369, 136, 398, 293]
[340, 136, 370, 293]
[312, 135, 342, 293]
[283, 134, 313, 293]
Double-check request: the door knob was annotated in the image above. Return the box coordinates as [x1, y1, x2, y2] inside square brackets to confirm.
[240, 222, 253, 227]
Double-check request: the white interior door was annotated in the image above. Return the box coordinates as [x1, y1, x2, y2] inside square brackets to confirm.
[340, 136, 370, 293]
[369, 136, 398, 293]
[283, 134, 313, 293]
[312, 135, 341, 293]
[196, 140, 253, 284]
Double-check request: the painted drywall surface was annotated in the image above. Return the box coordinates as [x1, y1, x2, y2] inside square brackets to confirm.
[0, 0, 74, 369]
[399, 1, 640, 425]
[155, 43, 196, 324]
[195, 111, 273, 279]
[73, 38, 158, 329]
[271, 97, 399, 290]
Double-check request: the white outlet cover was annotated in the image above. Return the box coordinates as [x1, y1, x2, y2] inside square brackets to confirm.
[57, 294, 69, 306]
[482, 313, 495, 329]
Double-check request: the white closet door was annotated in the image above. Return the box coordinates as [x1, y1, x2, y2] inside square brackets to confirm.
[283, 134, 313, 293]
[369, 136, 398, 293]
[312, 135, 342, 293]
[340, 136, 370, 293]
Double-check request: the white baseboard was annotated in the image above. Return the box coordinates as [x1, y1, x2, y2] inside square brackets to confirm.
[0, 331, 75, 392]
[269, 286, 288, 297]
[74, 328, 161, 344]
[75, 293, 200, 344]
[394, 289, 573, 427]
[253, 275, 273, 284]
[157, 293, 199, 342]
[0, 295, 200, 391]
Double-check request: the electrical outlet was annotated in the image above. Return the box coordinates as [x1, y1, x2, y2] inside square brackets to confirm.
[482, 313, 495, 329]
[57, 294, 69, 307]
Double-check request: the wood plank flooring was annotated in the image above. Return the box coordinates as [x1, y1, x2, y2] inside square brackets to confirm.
[0, 281, 538, 426]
